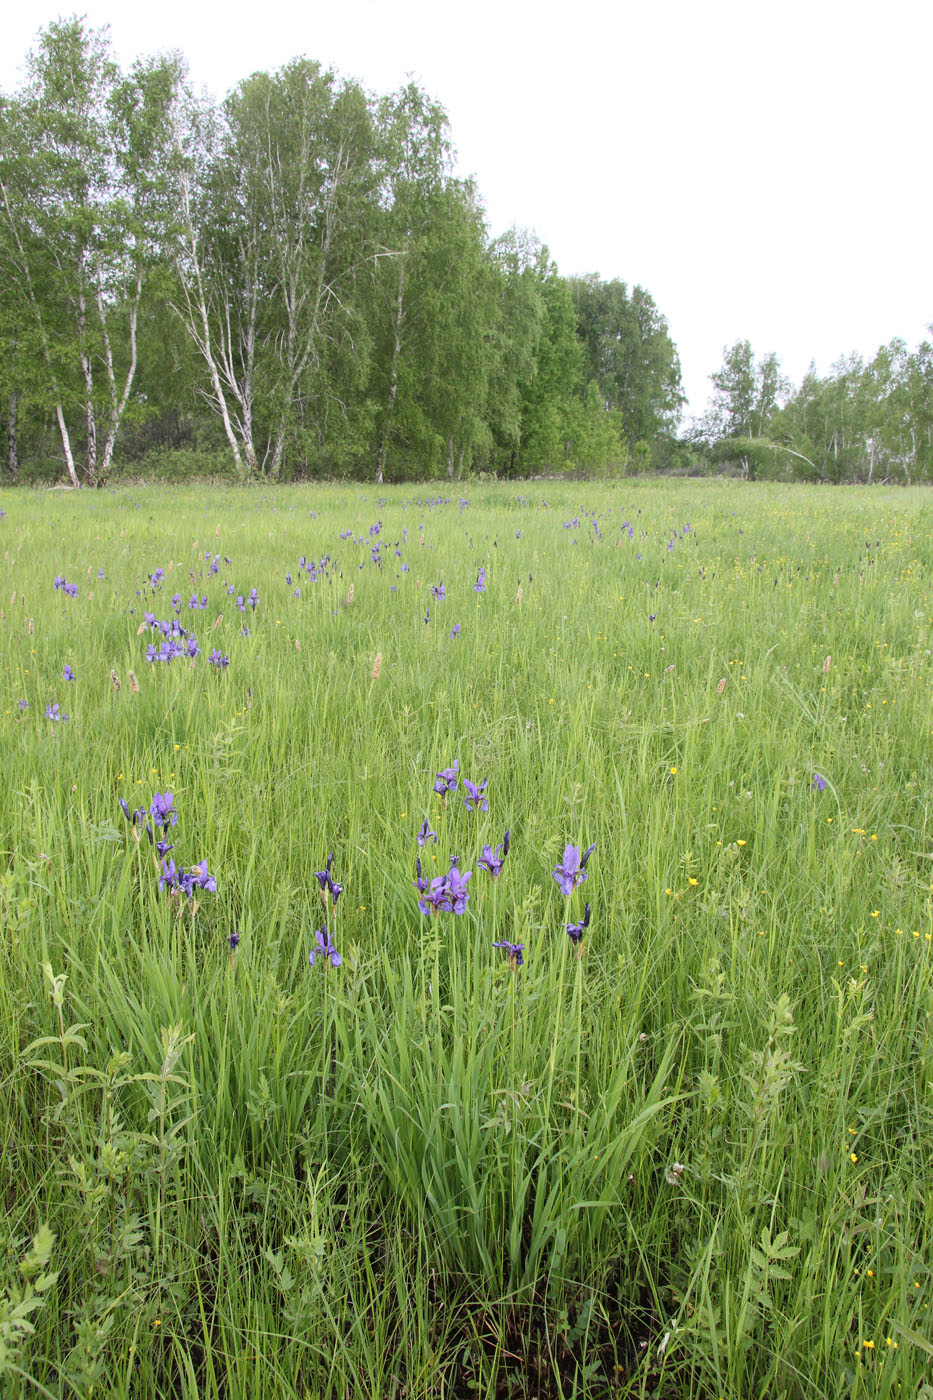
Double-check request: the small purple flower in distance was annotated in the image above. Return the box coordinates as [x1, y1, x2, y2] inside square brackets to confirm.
[236, 595, 245, 611]
[812, 772, 828, 792]
[566, 902, 591, 950]
[208, 649, 230, 668]
[186, 636, 200, 659]
[314, 853, 342, 907]
[417, 820, 437, 847]
[62, 664, 75, 682]
[434, 760, 459, 797]
[17, 699, 28, 711]
[63, 581, 78, 598]
[474, 568, 486, 593]
[227, 930, 241, 951]
[53, 575, 65, 590]
[249, 588, 259, 609]
[431, 582, 445, 599]
[553, 842, 595, 897]
[493, 940, 524, 969]
[309, 927, 341, 968]
[45, 702, 67, 722]
[449, 623, 460, 639]
[463, 778, 488, 813]
[150, 792, 177, 828]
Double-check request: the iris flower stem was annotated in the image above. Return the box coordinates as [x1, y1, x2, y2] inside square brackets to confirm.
[544, 923, 569, 1136]
[572, 952, 584, 1143]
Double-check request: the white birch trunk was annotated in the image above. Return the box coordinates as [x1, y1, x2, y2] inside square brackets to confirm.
[173, 164, 246, 478]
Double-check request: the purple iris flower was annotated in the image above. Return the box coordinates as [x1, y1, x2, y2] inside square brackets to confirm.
[413, 857, 430, 897]
[155, 838, 174, 859]
[434, 760, 459, 797]
[314, 853, 343, 907]
[53, 575, 65, 590]
[566, 902, 591, 947]
[474, 568, 486, 593]
[417, 860, 471, 915]
[812, 773, 828, 792]
[446, 864, 472, 913]
[45, 702, 67, 722]
[493, 940, 524, 968]
[478, 830, 510, 880]
[62, 665, 75, 682]
[189, 859, 217, 893]
[449, 623, 460, 639]
[17, 699, 28, 711]
[463, 778, 488, 813]
[63, 581, 78, 598]
[309, 927, 342, 968]
[417, 820, 437, 847]
[418, 876, 453, 916]
[431, 582, 445, 599]
[186, 636, 200, 659]
[118, 797, 145, 829]
[553, 842, 595, 897]
[227, 930, 241, 950]
[208, 649, 230, 668]
[158, 859, 179, 892]
[150, 792, 178, 829]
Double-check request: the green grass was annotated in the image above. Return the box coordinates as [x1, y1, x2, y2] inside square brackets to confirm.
[0, 479, 931, 1398]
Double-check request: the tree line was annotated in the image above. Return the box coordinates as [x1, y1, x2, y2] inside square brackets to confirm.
[695, 335, 933, 484]
[0, 18, 683, 486]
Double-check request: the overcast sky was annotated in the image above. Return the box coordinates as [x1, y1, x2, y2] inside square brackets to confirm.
[3, 0, 931, 419]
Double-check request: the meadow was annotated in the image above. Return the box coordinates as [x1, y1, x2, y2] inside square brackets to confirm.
[0, 479, 931, 1400]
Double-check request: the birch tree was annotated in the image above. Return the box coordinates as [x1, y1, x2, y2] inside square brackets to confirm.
[0, 20, 181, 485]
[173, 60, 378, 478]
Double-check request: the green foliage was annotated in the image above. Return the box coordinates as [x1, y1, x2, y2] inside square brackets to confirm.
[700, 334, 933, 484]
[570, 274, 684, 450]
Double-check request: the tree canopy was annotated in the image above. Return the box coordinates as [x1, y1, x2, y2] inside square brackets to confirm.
[0, 17, 685, 484]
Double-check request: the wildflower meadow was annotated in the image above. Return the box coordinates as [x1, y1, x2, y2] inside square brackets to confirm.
[1, 479, 931, 1399]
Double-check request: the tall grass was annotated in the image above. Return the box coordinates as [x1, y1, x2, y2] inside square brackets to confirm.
[0, 480, 931, 1397]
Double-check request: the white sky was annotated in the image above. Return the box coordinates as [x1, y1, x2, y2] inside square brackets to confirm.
[3, 0, 931, 420]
